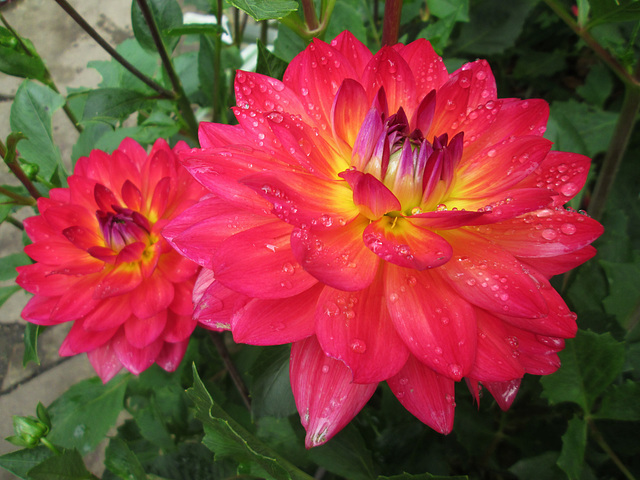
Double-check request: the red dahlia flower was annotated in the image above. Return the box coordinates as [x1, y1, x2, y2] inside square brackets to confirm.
[17, 139, 206, 382]
[164, 32, 604, 447]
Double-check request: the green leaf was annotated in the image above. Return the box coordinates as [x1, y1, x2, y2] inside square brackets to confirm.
[546, 99, 618, 157]
[0, 29, 46, 81]
[0, 446, 54, 480]
[576, 63, 614, 109]
[455, 0, 535, 55]
[274, 23, 307, 63]
[324, 1, 367, 46]
[308, 425, 377, 480]
[256, 40, 288, 80]
[600, 256, 640, 329]
[557, 415, 587, 480]
[23, 322, 42, 367]
[594, 379, 640, 420]
[426, 0, 470, 20]
[0, 252, 30, 281]
[82, 88, 151, 123]
[187, 364, 311, 480]
[249, 346, 296, 419]
[0, 284, 22, 309]
[228, 0, 298, 21]
[47, 376, 128, 454]
[587, 0, 640, 28]
[131, 0, 183, 52]
[378, 473, 468, 480]
[131, 400, 175, 451]
[104, 438, 148, 480]
[9, 80, 65, 181]
[165, 23, 222, 36]
[27, 448, 98, 480]
[509, 452, 565, 480]
[71, 123, 112, 162]
[541, 330, 625, 412]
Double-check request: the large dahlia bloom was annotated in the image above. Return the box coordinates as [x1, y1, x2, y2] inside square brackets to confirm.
[165, 32, 603, 447]
[17, 139, 206, 382]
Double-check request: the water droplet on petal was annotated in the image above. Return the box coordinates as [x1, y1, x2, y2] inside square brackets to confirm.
[560, 223, 576, 235]
[350, 339, 367, 354]
[541, 229, 557, 240]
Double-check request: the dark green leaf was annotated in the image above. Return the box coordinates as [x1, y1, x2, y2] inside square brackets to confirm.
[455, 0, 535, 55]
[82, 88, 151, 122]
[0, 41, 46, 81]
[426, 0, 470, 21]
[23, 322, 42, 367]
[0, 284, 22, 309]
[9, 80, 65, 181]
[541, 330, 625, 412]
[273, 23, 307, 63]
[0, 446, 54, 480]
[228, 0, 298, 21]
[600, 256, 640, 329]
[47, 376, 128, 454]
[131, 0, 183, 52]
[509, 452, 565, 480]
[557, 415, 586, 480]
[104, 438, 148, 480]
[249, 346, 296, 418]
[378, 473, 468, 480]
[587, 0, 640, 28]
[27, 448, 97, 480]
[165, 23, 222, 36]
[0, 252, 30, 281]
[256, 40, 288, 80]
[576, 63, 614, 108]
[131, 400, 175, 450]
[197, 34, 215, 105]
[309, 425, 377, 480]
[187, 365, 309, 480]
[325, 1, 367, 46]
[594, 380, 640, 420]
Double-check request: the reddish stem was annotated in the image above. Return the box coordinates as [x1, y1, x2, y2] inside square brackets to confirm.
[382, 0, 403, 46]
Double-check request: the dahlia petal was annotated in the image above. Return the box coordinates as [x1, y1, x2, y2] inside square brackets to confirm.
[361, 47, 416, 117]
[332, 79, 369, 149]
[483, 379, 521, 411]
[242, 171, 359, 230]
[21, 295, 66, 325]
[16, 263, 78, 297]
[290, 336, 377, 448]
[163, 313, 198, 343]
[83, 296, 132, 331]
[199, 122, 248, 148]
[115, 241, 145, 264]
[385, 265, 477, 380]
[316, 281, 409, 384]
[429, 69, 473, 139]
[329, 31, 373, 75]
[112, 330, 164, 375]
[363, 217, 452, 270]
[149, 176, 171, 218]
[458, 59, 497, 111]
[121, 179, 143, 211]
[283, 38, 359, 131]
[155, 339, 190, 373]
[157, 250, 200, 284]
[520, 245, 597, 278]
[500, 323, 562, 375]
[213, 221, 317, 299]
[50, 275, 102, 322]
[59, 317, 119, 355]
[455, 188, 556, 224]
[458, 136, 552, 197]
[62, 225, 103, 251]
[141, 148, 173, 202]
[410, 210, 486, 229]
[387, 356, 456, 434]
[394, 38, 449, 102]
[232, 283, 321, 345]
[291, 218, 380, 291]
[193, 269, 246, 330]
[93, 264, 143, 299]
[516, 151, 591, 205]
[125, 310, 167, 349]
[87, 342, 123, 383]
[117, 137, 149, 172]
[169, 279, 196, 316]
[439, 230, 548, 318]
[129, 272, 175, 319]
[23, 215, 58, 242]
[25, 240, 95, 266]
[471, 209, 604, 258]
[468, 309, 525, 382]
[339, 170, 401, 220]
[94, 183, 119, 212]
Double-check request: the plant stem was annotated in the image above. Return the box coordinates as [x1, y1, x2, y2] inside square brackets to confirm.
[381, 0, 403, 46]
[0, 185, 36, 206]
[52, 0, 174, 99]
[2, 136, 42, 200]
[588, 418, 637, 480]
[212, 0, 223, 123]
[208, 332, 251, 411]
[588, 81, 640, 221]
[301, 0, 319, 31]
[4, 215, 24, 230]
[135, 0, 199, 140]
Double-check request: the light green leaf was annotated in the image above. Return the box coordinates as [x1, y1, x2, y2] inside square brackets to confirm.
[541, 330, 625, 412]
[9, 81, 65, 181]
[23, 322, 42, 367]
[82, 88, 151, 122]
[47, 376, 128, 454]
[557, 415, 587, 480]
[0, 32, 46, 81]
[0, 446, 54, 480]
[0, 252, 30, 281]
[27, 448, 98, 480]
[228, 0, 298, 21]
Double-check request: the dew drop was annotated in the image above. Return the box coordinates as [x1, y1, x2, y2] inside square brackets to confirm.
[560, 223, 576, 235]
[541, 228, 557, 240]
[560, 182, 578, 197]
[321, 365, 330, 373]
[350, 339, 367, 354]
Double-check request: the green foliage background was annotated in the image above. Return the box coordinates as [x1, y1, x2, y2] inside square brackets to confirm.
[1, 0, 639, 479]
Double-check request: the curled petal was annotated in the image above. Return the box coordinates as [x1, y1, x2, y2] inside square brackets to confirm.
[291, 218, 380, 291]
[340, 170, 401, 219]
[290, 336, 377, 448]
[387, 356, 456, 434]
[192, 269, 246, 331]
[332, 79, 370, 150]
[316, 280, 409, 384]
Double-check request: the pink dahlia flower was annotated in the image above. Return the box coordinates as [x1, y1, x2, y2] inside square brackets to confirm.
[165, 32, 604, 447]
[17, 138, 206, 382]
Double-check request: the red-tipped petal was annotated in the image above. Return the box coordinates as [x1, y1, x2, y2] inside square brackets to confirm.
[290, 336, 377, 448]
[385, 265, 477, 380]
[87, 342, 123, 383]
[124, 310, 167, 349]
[328, 31, 373, 75]
[394, 38, 448, 102]
[483, 379, 521, 411]
[129, 272, 175, 319]
[387, 356, 456, 434]
[520, 245, 597, 278]
[332, 79, 369, 150]
[59, 317, 119, 356]
[112, 331, 164, 375]
[83, 296, 132, 331]
[156, 339, 190, 373]
[316, 280, 409, 384]
[339, 170, 401, 220]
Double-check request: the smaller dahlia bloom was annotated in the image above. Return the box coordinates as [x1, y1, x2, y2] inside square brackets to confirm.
[165, 32, 604, 447]
[17, 139, 206, 382]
